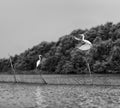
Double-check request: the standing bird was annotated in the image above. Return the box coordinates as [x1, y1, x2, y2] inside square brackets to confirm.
[36, 55, 47, 84]
[36, 55, 42, 68]
[74, 34, 93, 83]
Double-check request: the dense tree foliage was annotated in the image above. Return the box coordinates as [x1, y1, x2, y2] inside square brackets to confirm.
[1, 22, 120, 74]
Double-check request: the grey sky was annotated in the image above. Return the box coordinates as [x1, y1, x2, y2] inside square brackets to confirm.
[0, 0, 120, 58]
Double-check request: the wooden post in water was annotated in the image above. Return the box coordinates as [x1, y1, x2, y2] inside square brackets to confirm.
[9, 55, 17, 83]
[36, 68, 47, 84]
[84, 57, 92, 84]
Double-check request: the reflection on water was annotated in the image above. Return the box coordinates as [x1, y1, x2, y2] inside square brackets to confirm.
[0, 83, 120, 108]
[35, 86, 47, 107]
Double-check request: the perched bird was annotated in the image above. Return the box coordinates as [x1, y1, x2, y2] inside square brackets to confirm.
[74, 34, 92, 51]
[74, 34, 93, 80]
[36, 55, 42, 68]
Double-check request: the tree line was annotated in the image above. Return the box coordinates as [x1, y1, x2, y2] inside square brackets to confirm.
[1, 22, 120, 74]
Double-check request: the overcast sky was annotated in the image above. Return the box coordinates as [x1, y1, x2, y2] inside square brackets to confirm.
[0, 0, 120, 58]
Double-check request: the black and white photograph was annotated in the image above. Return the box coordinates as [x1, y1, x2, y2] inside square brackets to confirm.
[0, 0, 120, 108]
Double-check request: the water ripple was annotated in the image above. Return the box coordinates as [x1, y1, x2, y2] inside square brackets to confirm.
[0, 84, 120, 108]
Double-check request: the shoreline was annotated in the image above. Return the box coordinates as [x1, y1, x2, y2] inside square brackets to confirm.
[0, 74, 120, 85]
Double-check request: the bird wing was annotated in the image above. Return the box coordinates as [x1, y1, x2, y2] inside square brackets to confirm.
[36, 60, 41, 67]
[77, 44, 91, 51]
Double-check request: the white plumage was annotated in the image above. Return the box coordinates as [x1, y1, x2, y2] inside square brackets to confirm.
[74, 34, 92, 80]
[35, 54, 47, 84]
[74, 36, 81, 41]
[36, 60, 41, 68]
[74, 34, 92, 51]
[36, 55, 42, 68]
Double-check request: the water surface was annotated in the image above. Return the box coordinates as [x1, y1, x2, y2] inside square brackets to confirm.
[0, 83, 120, 108]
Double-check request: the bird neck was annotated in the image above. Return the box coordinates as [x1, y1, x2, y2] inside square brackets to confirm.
[39, 56, 41, 60]
[82, 35, 84, 41]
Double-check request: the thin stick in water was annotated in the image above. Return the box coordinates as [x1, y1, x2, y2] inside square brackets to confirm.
[9, 55, 17, 83]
